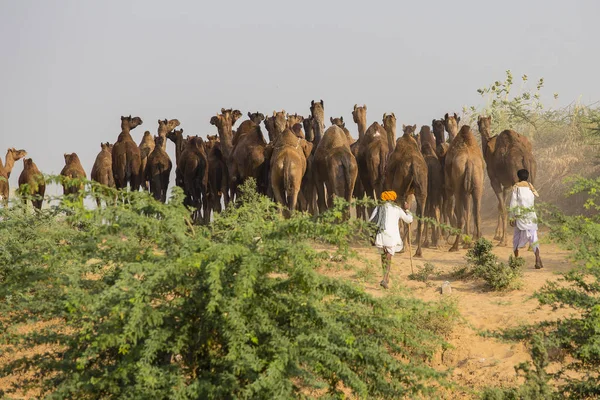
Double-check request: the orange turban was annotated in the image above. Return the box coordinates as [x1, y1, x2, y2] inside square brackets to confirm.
[381, 191, 397, 202]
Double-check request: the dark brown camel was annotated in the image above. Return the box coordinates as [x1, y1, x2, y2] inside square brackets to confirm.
[433, 117, 454, 234]
[266, 128, 313, 215]
[0, 148, 27, 206]
[313, 125, 358, 216]
[477, 116, 536, 246]
[287, 113, 304, 130]
[112, 115, 143, 191]
[205, 135, 229, 213]
[91, 142, 115, 206]
[385, 125, 428, 257]
[18, 158, 45, 210]
[229, 119, 268, 197]
[176, 136, 209, 223]
[60, 153, 86, 196]
[357, 122, 389, 215]
[351, 105, 369, 219]
[146, 136, 172, 203]
[303, 115, 315, 143]
[444, 125, 485, 252]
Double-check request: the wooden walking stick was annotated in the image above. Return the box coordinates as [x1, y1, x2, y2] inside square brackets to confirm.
[406, 221, 414, 275]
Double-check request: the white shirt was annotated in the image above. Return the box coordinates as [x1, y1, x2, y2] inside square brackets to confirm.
[509, 182, 539, 231]
[369, 202, 413, 252]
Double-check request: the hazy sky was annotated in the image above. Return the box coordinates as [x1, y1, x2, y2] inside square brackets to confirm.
[1, 0, 598, 195]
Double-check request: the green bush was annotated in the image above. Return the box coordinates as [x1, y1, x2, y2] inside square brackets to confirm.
[0, 179, 455, 399]
[408, 262, 437, 283]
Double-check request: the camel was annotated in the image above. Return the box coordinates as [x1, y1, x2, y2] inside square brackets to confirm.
[91, 142, 115, 206]
[112, 115, 143, 191]
[330, 117, 354, 145]
[291, 123, 305, 139]
[357, 122, 390, 216]
[60, 153, 86, 196]
[146, 136, 172, 203]
[248, 112, 265, 125]
[419, 125, 436, 152]
[139, 131, 155, 191]
[385, 124, 428, 257]
[303, 115, 315, 143]
[477, 116, 536, 246]
[421, 142, 443, 248]
[266, 128, 313, 215]
[210, 108, 242, 200]
[0, 148, 27, 206]
[205, 134, 228, 213]
[310, 100, 325, 147]
[444, 125, 485, 252]
[166, 128, 186, 168]
[313, 125, 358, 216]
[443, 112, 460, 142]
[18, 158, 45, 210]
[176, 136, 209, 223]
[382, 113, 397, 153]
[351, 105, 370, 220]
[433, 118, 454, 234]
[229, 118, 268, 198]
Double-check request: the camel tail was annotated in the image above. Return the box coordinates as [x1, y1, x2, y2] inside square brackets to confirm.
[463, 161, 473, 194]
[522, 155, 536, 185]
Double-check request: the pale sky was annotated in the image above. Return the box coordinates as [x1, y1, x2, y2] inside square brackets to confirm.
[1, 0, 598, 196]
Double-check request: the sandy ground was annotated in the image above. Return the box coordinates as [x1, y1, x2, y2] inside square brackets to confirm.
[316, 220, 575, 399]
[0, 221, 576, 399]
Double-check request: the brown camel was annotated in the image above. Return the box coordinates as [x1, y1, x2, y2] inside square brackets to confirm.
[209, 108, 242, 161]
[229, 118, 268, 197]
[248, 112, 265, 125]
[357, 122, 390, 216]
[313, 125, 358, 216]
[18, 158, 45, 210]
[421, 142, 443, 248]
[419, 125, 436, 152]
[351, 105, 369, 219]
[385, 124, 428, 257]
[310, 100, 325, 147]
[157, 119, 181, 149]
[266, 128, 313, 214]
[205, 134, 228, 213]
[112, 115, 143, 191]
[382, 113, 397, 153]
[60, 153, 86, 196]
[477, 116, 536, 246]
[139, 131, 154, 191]
[166, 128, 186, 168]
[176, 136, 209, 223]
[433, 118, 454, 234]
[443, 113, 460, 142]
[91, 142, 115, 206]
[291, 123, 305, 139]
[445, 125, 485, 252]
[303, 115, 315, 143]
[0, 148, 27, 206]
[146, 136, 172, 203]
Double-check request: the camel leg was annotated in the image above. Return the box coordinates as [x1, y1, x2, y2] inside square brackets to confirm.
[501, 187, 511, 246]
[414, 193, 426, 258]
[489, 178, 504, 241]
[473, 189, 483, 242]
[462, 193, 472, 249]
[449, 192, 464, 252]
[432, 205, 441, 248]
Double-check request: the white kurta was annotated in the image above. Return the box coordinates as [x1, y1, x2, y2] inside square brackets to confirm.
[369, 203, 413, 254]
[508, 182, 538, 231]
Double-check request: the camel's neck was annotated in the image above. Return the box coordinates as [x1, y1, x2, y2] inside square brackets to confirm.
[356, 120, 367, 141]
[384, 124, 396, 151]
[479, 129, 491, 157]
[447, 127, 458, 142]
[312, 119, 324, 148]
[218, 125, 233, 159]
[158, 133, 168, 150]
[4, 153, 19, 178]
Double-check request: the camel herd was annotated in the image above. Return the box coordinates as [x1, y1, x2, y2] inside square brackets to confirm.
[0, 100, 536, 256]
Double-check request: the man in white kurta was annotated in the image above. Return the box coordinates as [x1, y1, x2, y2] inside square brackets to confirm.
[370, 190, 413, 289]
[509, 169, 543, 269]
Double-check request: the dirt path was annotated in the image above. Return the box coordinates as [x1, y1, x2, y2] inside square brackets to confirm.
[319, 222, 575, 398]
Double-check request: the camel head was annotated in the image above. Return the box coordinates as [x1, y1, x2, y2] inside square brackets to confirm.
[477, 116, 492, 138]
[432, 119, 445, 144]
[443, 113, 460, 136]
[287, 113, 304, 129]
[167, 128, 184, 144]
[291, 123, 305, 139]
[352, 104, 367, 125]
[205, 134, 219, 150]
[63, 153, 81, 165]
[330, 116, 345, 128]
[382, 113, 396, 131]
[211, 109, 242, 131]
[23, 158, 34, 168]
[101, 142, 112, 152]
[121, 115, 143, 131]
[402, 124, 417, 137]
[303, 115, 314, 142]
[7, 148, 27, 161]
[158, 118, 181, 134]
[248, 112, 265, 124]
[273, 110, 287, 134]
[310, 100, 325, 124]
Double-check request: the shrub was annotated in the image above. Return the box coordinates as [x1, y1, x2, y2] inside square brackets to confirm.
[0, 179, 455, 399]
[408, 262, 437, 283]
